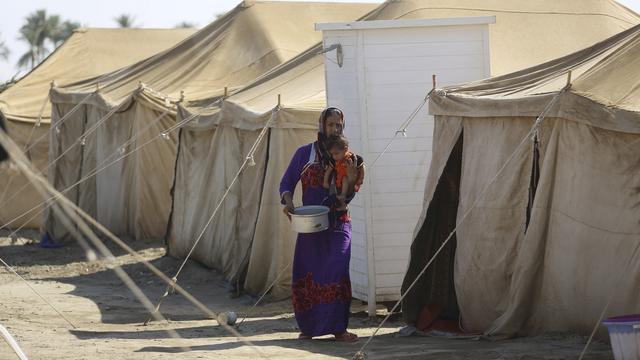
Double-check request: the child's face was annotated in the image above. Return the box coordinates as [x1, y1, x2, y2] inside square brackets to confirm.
[329, 146, 346, 161]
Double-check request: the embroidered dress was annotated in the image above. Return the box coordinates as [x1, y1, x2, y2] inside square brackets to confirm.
[280, 142, 353, 336]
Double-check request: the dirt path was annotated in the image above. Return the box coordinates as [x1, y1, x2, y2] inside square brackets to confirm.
[0, 233, 614, 359]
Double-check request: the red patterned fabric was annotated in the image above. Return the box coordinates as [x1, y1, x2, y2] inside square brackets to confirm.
[301, 162, 325, 193]
[292, 272, 351, 313]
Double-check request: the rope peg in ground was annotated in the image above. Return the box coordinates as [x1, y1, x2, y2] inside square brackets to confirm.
[236, 262, 291, 330]
[352, 351, 366, 360]
[217, 311, 238, 326]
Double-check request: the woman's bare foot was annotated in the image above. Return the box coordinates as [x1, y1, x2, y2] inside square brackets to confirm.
[298, 333, 312, 340]
[334, 331, 358, 343]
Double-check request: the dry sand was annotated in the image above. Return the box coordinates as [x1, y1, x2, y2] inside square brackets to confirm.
[0, 231, 614, 359]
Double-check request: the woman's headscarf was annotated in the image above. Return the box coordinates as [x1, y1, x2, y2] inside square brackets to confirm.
[316, 107, 344, 167]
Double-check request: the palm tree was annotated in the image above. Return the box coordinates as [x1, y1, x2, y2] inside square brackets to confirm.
[114, 14, 137, 28]
[175, 21, 196, 28]
[51, 21, 81, 46]
[17, 10, 60, 69]
[0, 33, 9, 61]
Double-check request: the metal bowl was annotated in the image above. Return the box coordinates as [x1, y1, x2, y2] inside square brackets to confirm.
[289, 205, 329, 233]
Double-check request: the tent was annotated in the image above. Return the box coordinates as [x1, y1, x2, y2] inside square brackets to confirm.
[46, 1, 377, 244]
[170, 44, 330, 296]
[401, 23, 640, 337]
[172, 0, 640, 298]
[0, 27, 195, 229]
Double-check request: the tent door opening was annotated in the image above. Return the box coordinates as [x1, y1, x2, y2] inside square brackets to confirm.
[401, 132, 463, 330]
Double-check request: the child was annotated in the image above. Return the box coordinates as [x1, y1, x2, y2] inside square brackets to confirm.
[323, 135, 364, 211]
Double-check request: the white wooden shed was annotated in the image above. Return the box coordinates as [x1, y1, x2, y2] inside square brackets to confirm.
[316, 17, 494, 315]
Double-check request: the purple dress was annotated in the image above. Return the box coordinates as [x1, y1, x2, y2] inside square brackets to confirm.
[280, 142, 353, 336]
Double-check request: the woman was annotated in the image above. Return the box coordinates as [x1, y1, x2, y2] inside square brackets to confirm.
[280, 107, 360, 342]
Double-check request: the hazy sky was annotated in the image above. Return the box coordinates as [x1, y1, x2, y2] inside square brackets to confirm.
[0, 0, 380, 81]
[1, 0, 638, 81]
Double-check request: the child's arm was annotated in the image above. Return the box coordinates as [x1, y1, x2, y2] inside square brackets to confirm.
[339, 177, 350, 199]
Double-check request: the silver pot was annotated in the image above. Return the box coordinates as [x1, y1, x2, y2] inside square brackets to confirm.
[290, 205, 329, 233]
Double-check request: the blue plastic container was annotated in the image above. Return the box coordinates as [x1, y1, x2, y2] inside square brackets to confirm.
[603, 314, 640, 360]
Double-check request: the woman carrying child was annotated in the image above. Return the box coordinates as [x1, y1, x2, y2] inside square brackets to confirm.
[280, 107, 364, 342]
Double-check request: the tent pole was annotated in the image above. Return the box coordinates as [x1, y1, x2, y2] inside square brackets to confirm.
[0, 324, 28, 360]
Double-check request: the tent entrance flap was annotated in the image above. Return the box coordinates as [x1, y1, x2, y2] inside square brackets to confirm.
[526, 133, 540, 231]
[401, 133, 463, 325]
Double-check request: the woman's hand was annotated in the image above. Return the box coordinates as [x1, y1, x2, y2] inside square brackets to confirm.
[282, 192, 294, 220]
[345, 156, 357, 189]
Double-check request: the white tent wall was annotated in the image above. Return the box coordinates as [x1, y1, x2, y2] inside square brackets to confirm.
[47, 92, 179, 242]
[168, 102, 317, 297]
[244, 126, 315, 299]
[0, 119, 49, 229]
[0, 28, 194, 231]
[91, 104, 135, 235]
[93, 99, 178, 240]
[320, 18, 492, 312]
[128, 100, 178, 240]
[167, 123, 268, 284]
[412, 114, 640, 337]
[514, 118, 640, 336]
[402, 24, 640, 336]
[46, 102, 91, 240]
[45, 1, 377, 244]
[453, 116, 536, 332]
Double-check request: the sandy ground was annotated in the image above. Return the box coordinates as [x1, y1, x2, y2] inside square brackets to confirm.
[0, 231, 615, 360]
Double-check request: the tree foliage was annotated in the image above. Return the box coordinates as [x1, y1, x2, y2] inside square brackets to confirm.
[0, 33, 9, 61]
[17, 10, 80, 70]
[114, 14, 137, 28]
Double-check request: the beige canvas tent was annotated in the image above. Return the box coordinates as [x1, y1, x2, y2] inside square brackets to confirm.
[402, 23, 640, 337]
[46, 1, 377, 245]
[171, 0, 640, 298]
[170, 44, 330, 295]
[0, 27, 195, 229]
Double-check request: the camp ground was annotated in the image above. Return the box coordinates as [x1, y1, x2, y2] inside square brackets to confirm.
[1, 1, 640, 359]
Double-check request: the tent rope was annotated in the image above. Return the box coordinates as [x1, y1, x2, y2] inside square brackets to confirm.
[352, 86, 569, 359]
[577, 238, 640, 359]
[236, 89, 433, 330]
[369, 90, 432, 169]
[0, 96, 224, 240]
[0, 92, 93, 211]
[236, 263, 291, 329]
[0, 324, 28, 360]
[22, 92, 93, 157]
[2, 153, 266, 355]
[0, 129, 192, 353]
[0, 94, 127, 221]
[0, 102, 176, 233]
[0, 127, 270, 358]
[1, 93, 226, 233]
[0, 256, 77, 329]
[0, 118, 40, 230]
[144, 105, 278, 325]
[35, 91, 50, 127]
